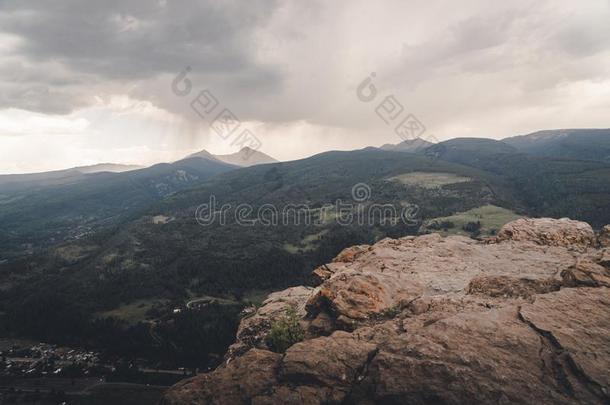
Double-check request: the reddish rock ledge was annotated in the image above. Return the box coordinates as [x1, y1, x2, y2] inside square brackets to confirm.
[161, 218, 610, 405]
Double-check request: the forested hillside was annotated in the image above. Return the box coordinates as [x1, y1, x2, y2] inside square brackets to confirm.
[1, 136, 609, 370]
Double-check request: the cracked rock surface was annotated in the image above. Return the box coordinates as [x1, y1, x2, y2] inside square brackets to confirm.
[161, 218, 610, 404]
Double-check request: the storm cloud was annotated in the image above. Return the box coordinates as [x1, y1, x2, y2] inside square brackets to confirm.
[0, 0, 281, 113]
[1, 0, 610, 172]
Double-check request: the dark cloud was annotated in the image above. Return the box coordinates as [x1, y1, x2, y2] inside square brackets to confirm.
[0, 0, 609, 136]
[0, 0, 282, 113]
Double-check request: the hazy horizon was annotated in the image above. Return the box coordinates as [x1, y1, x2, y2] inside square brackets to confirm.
[2, 127, 609, 175]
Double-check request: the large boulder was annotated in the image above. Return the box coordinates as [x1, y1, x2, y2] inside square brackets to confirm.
[160, 349, 281, 405]
[496, 217, 596, 249]
[162, 218, 610, 404]
[279, 332, 378, 402]
[303, 231, 578, 328]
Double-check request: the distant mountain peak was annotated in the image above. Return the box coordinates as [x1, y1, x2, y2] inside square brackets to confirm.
[216, 148, 278, 167]
[380, 138, 434, 152]
[186, 149, 220, 161]
[186, 147, 278, 167]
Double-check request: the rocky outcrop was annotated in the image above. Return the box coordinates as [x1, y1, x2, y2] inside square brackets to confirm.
[162, 218, 610, 405]
[226, 286, 312, 359]
[161, 349, 282, 405]
[561, 259, 610, 287]
[496, 217, 596, 249]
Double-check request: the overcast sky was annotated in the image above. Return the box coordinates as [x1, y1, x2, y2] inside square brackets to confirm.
[1, 0, 609, 173]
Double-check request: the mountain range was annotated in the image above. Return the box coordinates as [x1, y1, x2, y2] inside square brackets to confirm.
[0, 129, 608, 374]
[503, 128, 610, 161]
[0, 163, 144, 191]
[0, 147, 276, 191]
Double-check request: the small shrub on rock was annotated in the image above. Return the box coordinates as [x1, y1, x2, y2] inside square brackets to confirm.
[265, 306, 304, 353]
